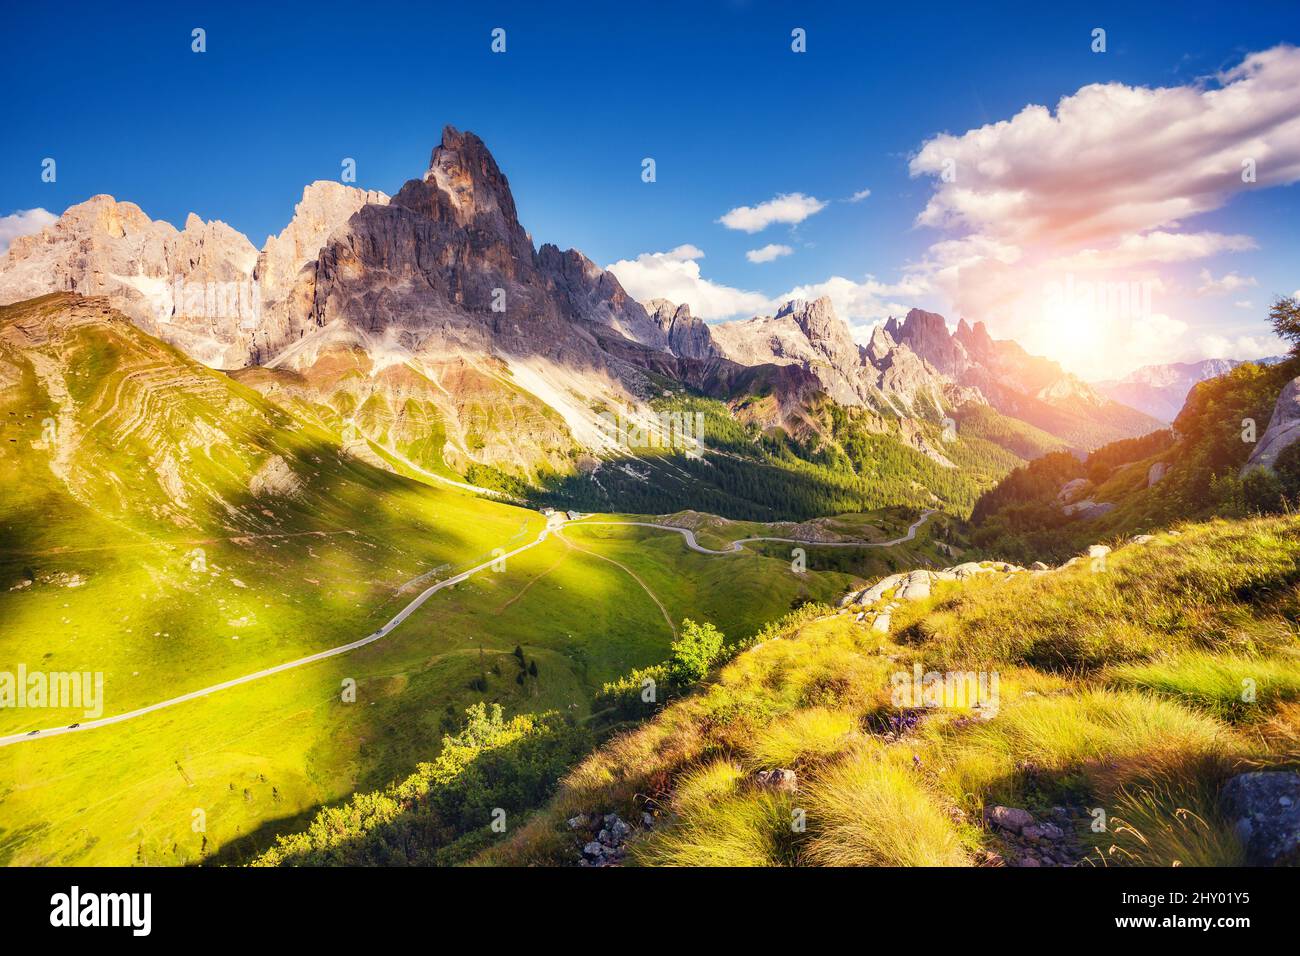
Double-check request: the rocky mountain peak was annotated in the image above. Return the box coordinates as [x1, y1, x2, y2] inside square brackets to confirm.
[892, 308, 968, 377]
[866, 323, 897, 364]
[257, 181, 389, 298]
[954, 317, 995, 358]
[645, 298, 718, 361]
[391, 125, 530, 257]
[773, 296, 857, 362]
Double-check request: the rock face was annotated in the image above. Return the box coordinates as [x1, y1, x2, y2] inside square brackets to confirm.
[1057, 477, 1091, 504]
[1221, 771, 1300, 866]
[252, 181, 389, 363]
[257, 182, 390, 303]
[753, 769, 798, 793]
[645, 298, 719, 360]
[0, 196, 259, 367]
[885, 309, 967, 377]
[1241, 376, 1300, 475]
[984, 805, 1034, 834]
[1063, 499, 1115, 520]
[0, 182, 396, 368]
[1096, 358, 1256, 423]
[710, 296, 966, 421]
[889, 308, 1160, 449]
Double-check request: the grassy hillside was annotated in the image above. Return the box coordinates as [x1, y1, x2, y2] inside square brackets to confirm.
[521, 393, 1059, 522]
[480, 515, 1300, 867]
[969, 357, 1300, 562]
[1, 295, 898, 866]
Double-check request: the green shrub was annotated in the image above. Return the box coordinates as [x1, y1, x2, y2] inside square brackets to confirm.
[669, 619, 726, 684]
[251, 703, 588, 866]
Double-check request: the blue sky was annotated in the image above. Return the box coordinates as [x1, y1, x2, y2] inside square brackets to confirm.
[2, 0, 1297, 378]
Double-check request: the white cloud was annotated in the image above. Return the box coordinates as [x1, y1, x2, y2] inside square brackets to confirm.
[776, 275, 920, 337]
[745, 244, 793, 264]
[1049, 232, 1256, 272]
[901, 45, 1300, 376]
[1234, 300, 1255, 310]
[718, 193, 827, 233]
[910, 45, 1300, 251]
[1198, 333, 1279, 360]
[606, 245, 772, 320]
[0, 208, 57, 254]
[1194, 268, 1259, 296]
[848, 188, 871, 203]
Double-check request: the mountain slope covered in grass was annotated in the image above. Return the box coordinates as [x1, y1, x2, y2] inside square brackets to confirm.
[969, 356, 1300, 563]
[479, 516, 1300, 867]
[0, 294, 874, 867]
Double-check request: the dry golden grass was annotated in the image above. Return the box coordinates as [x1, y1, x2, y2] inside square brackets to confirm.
[479, 516, 1300, 868]
[802, 743, 970, 866]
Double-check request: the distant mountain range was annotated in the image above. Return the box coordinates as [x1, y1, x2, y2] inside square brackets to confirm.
[0, 126, 1163, 519]
[1093, 357, 1287, 422]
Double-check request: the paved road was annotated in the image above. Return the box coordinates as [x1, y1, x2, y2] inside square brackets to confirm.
[0, 510, 934, 748]
[571, 509, 935, 555]
[0, 519, 562, 749]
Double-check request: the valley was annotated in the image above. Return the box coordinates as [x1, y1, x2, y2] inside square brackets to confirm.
[0, 119, 1296, 873]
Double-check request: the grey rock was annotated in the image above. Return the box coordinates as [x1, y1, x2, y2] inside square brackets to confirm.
[754, 768, 798, 793]
[1221, 771, 1300, 866]
[1022, 822, 1065, 842]
[985, 805, 1035, 834]
[1057, 477, 1091, 504]
[1242, 376, 1300, 476]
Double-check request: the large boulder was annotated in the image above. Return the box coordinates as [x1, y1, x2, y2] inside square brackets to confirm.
[753, 769, 798, 793]
[1220, 771, 1300, 866]
[895, 570, 933, 601]
[984, 805, 1034, 834]
[1057, 477, 1091, 504]
[1241, 376, 1300, 476]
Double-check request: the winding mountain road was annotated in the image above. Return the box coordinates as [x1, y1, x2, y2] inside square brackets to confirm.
[0, 510, 934, 748]
[573, 509, 935, 555]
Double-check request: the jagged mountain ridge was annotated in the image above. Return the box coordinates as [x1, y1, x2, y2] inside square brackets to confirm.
[885, 309, 1162, 449]
[0, 125, 1159, 504]
[710, 297, 982, 422]
[1094, 358, 1286, 423]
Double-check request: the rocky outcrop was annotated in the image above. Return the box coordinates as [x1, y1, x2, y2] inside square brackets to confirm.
[710, 296, 960, 420]
[570, 811, 649, 866]
[0, 196, 259, 367]
[840, 535, 1163, 612]
[539, 245, 668, 350]
[257, 181, 389, 303]
[645, 298, 719, 360]
[894, 307, 1161, 449]
[1063, 500, 1115, 520]
[249, 454, 304, 498]
[1220, 771, 1300, 865]
[886, 309, 968, 378]
[1241, 376, 1300, 476]
[251, 182, 389, 363]
[1057, 477, 1091, 504]
[983, 804, 1088, 867]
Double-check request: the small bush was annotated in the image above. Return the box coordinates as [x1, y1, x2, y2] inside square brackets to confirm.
[669, 619, 725, 684]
